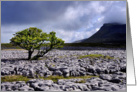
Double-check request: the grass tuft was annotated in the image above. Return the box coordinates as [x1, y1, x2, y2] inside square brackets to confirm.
[1, 75, 98, 83]
[1, 75, 31, 83]
[38, 75, 98, 82]
[78, 54, 114, 59]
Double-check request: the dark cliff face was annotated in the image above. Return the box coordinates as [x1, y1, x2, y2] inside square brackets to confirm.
[81, 23, 126, 44]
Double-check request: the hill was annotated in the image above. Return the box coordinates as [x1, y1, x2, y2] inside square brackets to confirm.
[81, 23, 126, 44]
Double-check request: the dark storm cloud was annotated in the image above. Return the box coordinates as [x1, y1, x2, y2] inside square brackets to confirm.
[2, 1, 74, 25]
[1, 1, 126, 43]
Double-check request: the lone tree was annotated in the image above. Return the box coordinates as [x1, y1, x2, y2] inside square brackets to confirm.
[10, 27, 64, 60]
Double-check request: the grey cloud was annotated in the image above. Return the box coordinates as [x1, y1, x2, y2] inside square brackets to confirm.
[1, 1, 126, 43]
[2, 1, 74, 25]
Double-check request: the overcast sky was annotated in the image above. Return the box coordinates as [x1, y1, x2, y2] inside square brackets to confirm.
[1, 1, 126, 43]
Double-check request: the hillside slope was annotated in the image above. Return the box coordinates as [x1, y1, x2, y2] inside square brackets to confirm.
[81, 23, 126, 43]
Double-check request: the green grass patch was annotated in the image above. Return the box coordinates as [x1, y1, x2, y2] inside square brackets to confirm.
[38, 75, 98, 82]
[1, 75, 98, 83]
[78, 54, 114, 59]
[1, 75, 31, 83]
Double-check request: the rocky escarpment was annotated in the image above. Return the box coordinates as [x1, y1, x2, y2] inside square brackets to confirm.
[1, 49, 126, 91]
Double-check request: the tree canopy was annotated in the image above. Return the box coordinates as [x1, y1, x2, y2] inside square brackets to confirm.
[10, 27, 64, 60]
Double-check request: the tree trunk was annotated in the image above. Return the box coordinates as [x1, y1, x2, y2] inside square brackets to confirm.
[33, 49, 49, 60]
[28, 51, 33, 60]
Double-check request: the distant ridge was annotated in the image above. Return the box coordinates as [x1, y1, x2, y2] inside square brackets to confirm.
[73, 38, 87, 43]
[78, 23, 126, 44]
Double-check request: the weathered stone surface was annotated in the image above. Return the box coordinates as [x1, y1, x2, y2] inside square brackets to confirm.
[1, 49, 126, 91]
[1, 81, 34, 91]
[18, 85, 34, 91]
[99, 73, 126, 84]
